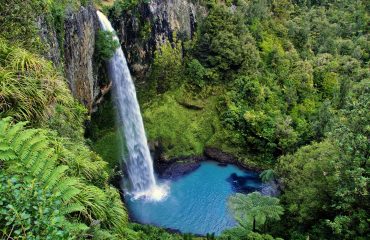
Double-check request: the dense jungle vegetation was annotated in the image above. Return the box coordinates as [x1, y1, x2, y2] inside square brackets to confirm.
[0, 0, 368, 239]
[140, 1, 369, 239]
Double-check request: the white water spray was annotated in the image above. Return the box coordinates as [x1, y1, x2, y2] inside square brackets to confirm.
[97, 11, 167, 201]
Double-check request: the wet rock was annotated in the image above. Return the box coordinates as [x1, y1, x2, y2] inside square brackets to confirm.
[204, 147, 237, 165]
[160, 161, 201, 180]
[261, 180, 281, 197]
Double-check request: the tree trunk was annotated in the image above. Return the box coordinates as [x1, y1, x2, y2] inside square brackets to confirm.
[253, 217, 256, 232]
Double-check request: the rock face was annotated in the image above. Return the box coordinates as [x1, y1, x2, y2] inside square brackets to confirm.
[38, 4, 104, 113]
[38, 1, 208, 111]
[160, 161, 201, 180]
[37, 16, 61, 68]
[204, 147, 237, 165]
[112, 0, 207, 82]
[64, 5, 100, 112]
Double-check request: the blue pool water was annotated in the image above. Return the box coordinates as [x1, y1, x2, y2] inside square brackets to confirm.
[125, 161, 263, 235]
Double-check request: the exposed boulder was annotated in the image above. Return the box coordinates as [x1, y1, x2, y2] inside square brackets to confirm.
[160, 161, 201, 180]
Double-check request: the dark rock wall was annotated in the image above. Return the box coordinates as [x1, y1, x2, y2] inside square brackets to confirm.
[38, 4, 103, 113]
[37, 16, 61, 68]
[112, 0, 207, 82]
[38, 1, 207, 112]
[64, 5, 100, 112]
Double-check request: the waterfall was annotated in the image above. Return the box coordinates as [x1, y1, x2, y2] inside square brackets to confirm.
[97, 11, 167, 201]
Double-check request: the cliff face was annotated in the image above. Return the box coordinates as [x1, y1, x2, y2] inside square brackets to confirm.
[38, 4, 102, 113]
[38, 1, 207, 111]
[112, 0, 207, 82]
[64, 5, 100, 112]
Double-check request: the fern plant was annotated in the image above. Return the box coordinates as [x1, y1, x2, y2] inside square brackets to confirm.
[0, 174, 73, 239]
[228, 192, 284, 232]
[0, 117, 88, 238]
[0, 38, 86, 136]
[0, 117, 133, 239]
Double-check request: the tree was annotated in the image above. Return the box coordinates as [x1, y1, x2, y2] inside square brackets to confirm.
[150, 37, 184, 93]
[228, 192, 284, 233]
[276, 87, 369, 238]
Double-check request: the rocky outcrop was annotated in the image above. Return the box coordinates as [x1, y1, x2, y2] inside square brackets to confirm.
[37, 16, 61, 67]
[38, 4, 106, 113]
[160, 161, 201, 180]
[204, 147, 261, 171]
[64, 5, 100, 112]
[112, 0, 207, 82]
[204, 147, 238, 165]
[38, 1, 208, 111]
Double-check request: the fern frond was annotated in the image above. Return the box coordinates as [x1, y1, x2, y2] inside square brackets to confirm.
[60, 187, 81, 203]
[60, 203, 85, 215]
[76, 185, 108, 221]
[0, 142, 11, 151]
[0, 148, 16, 161]
[11, 129, 39, 152]
[64, 221, 89, 235]
[7, 121, 28, 142]
[44, 165, 69, 190]
[0, 116, 12, 133]
[55, 177, 80, 195]
[35, 148, 56, 177]
[19, 136, 46, 165]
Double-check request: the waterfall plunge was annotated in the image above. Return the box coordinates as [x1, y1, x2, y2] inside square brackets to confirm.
[97, 11, 167, 201]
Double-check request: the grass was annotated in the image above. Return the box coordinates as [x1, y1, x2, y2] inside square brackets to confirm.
[142, 86, 228, 159]
[141, 85, 269, 168]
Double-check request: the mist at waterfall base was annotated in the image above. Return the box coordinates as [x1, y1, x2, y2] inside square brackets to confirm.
[97, 11, 167, 201]
[126, 161, 263, 235]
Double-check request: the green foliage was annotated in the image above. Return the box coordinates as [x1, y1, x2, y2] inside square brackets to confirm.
[0, 0, 45, 51]
[143, 87, 216, 159]
[0, 117, 87, 238]
[0, 174, 73, 239]
[0, 39, 86, 140]
[129, 223, 183, 240]
[92, 130, 123, 170]
[228, 192, 284, 233]
[220, 230, 282, 240]
[186, 59, 207, 88]
[150, 38, 184, 94]
[96, 30, 120, 61]
[259, 169, 276, 183]
[110, 0, 150, 16]
[276, 86, 369, 239]
[277, 141, 340, 224]
[0, 118, 134, 239]
[194, 4, 260, 78]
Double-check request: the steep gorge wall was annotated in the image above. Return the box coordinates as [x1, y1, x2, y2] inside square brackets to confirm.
[63, 5, 100, 112]
[39, 4, 103, 113]
[111, 0, 207, 82]
[39, 0, 207, 111]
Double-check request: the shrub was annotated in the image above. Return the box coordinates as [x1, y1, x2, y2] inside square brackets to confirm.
[96, 30, 120, 61]
[0, 174, 72, 239]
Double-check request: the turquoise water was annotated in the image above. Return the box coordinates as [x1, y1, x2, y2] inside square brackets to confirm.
[125, 161, 262, 235]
